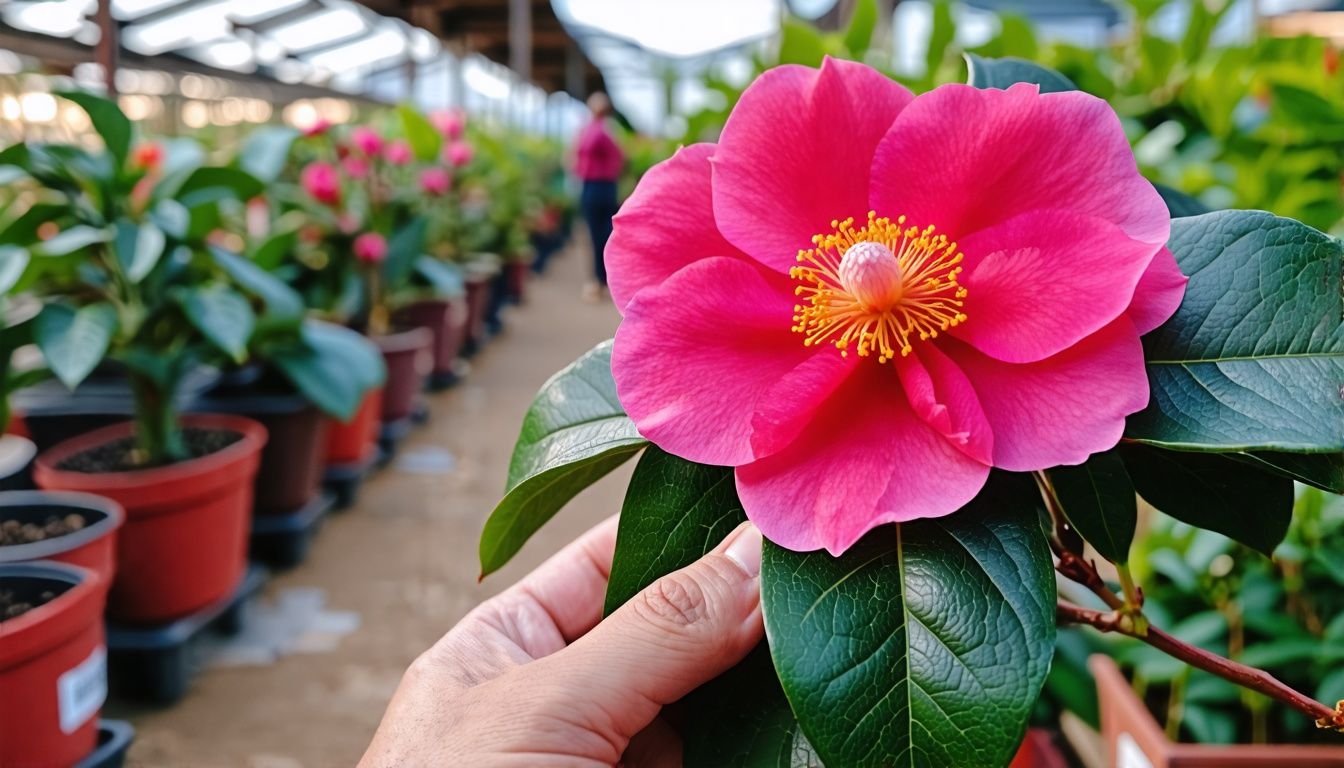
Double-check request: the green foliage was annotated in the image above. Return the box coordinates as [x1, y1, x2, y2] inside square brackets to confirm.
[1048, 448, 1137, 564]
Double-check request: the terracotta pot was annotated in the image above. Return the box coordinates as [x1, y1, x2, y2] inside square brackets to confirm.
[1091, 655, 1344, 767]
[392, 298, 468, 378]
[375, 327, 433, 423]
[325, 388, 383, 466]
[0, 561, 106, 768]
[1009, 728, 1071, 768]
[505, 260, 529, 303]
[0, 490, 124, 589]
[33, 414, 267, 624]
[200, 389, 329, 516]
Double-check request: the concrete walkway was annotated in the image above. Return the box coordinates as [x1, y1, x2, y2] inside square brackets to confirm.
[111, 243, 625, 767]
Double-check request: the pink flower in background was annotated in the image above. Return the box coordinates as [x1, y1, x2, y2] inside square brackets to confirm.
[607, 58, 1186, 555]
[384, 140, 413, 165]
[419, 167, 450, 196]
[303, 118, 332, 137]
[446, 141, 473, 167]
[353, 232, 388, 264]
[341, 155, 370, 180]
[351, 126, 383, 156]
[430, 109, 465, 140]
[130, 141, 162, 171]
[300, 161, 341, 206]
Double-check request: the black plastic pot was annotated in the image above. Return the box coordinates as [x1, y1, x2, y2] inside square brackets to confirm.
[76, 720, 135, 768]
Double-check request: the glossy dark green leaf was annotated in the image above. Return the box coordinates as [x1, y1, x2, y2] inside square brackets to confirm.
[34, 302, 117, 389]
[1048, 448, 1136, 564]
[762, 474, 1055, 768]
[1233, 450, 1344, 494]
[113, 219, 165, 283]
[480, 340, 646, 577]
[1126, 211, 1343, 453]
[685, 645, 823, 768]
[1120, 444, 1293, 556]
[175, 166, 266, 207]
[383, 216, 428, 288]
[34, 225, 109, 257]
[209, 246, 304, 323]
[1154, 183, 1211, 218]
[238, 126, 298, 183]
[176, 283, 254, 363]
[604, 447, 745, 615]
[965, 54, 1076, 92]
[398, 104, 443, 163]
[270, 320, 386, 421]
[55, 90, 131, 168]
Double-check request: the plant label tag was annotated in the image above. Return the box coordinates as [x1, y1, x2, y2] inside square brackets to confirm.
[57, 645, 107, 733]
[1117, 733, 1154, 768]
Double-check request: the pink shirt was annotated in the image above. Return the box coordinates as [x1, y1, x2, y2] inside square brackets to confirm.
[575, 118, 623, 182]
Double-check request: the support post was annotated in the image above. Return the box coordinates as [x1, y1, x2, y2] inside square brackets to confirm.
[95, 0, 118, 95]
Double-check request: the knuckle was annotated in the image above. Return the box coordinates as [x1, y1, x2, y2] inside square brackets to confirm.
[636, 571, 711, 628]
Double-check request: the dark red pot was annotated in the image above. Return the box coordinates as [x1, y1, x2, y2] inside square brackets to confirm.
[392, 298, 467, 378]
[375, 328, 433, 423]
[251, 403, 329, 515]
[325, 388, 383, 466]
[463, 272, 492, 350]
[33, 414, 267, 624]
[505, 260, 529, 303]
[0, 490, 124, 590]
[0, 561, 105, 767]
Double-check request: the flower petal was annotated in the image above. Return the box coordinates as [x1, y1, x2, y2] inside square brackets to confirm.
[1125, 246, 1187, 335]
[607, 143, 749, 312]
[871, 83, 1169, 248]
[736, 364, 991, 554]
[613, 256, 806, 466]
[713, 57, 915, 274]
[954, 210, 1158, 363]
[941, 318, 1149, 471]
[750, 351, 857, 458]
[896, 344, 993, 465]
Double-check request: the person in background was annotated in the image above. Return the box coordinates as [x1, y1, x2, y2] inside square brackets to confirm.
[575, 92, 624, 303]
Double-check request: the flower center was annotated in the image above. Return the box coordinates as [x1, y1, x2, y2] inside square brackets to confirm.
[790, 211, 968, 363]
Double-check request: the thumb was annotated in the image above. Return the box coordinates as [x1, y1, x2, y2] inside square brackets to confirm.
[534, 521, 764, 744]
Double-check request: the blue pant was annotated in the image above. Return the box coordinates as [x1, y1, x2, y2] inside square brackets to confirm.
[580, 180, 618, 286]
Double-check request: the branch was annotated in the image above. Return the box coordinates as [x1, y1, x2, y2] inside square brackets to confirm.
[1058, 600, 1344, 733]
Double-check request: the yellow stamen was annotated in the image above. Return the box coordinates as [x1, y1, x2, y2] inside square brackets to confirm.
[790, 211, 968, 363]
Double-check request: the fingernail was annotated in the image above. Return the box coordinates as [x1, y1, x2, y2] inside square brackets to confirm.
[723, 522, 763, 578]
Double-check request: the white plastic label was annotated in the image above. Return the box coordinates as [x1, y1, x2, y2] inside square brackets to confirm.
[1117, 733, 1155, 768]
[57, 645, 106, 733]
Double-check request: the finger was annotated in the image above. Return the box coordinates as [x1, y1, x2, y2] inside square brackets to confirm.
[530, 522, 764, 744]
[508, 513, 619, 642]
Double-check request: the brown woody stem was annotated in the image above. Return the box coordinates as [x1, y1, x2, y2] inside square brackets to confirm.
[1057, 600, 1344, 732]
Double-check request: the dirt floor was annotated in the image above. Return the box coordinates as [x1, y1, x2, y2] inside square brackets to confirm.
[108, 243, 626, 767]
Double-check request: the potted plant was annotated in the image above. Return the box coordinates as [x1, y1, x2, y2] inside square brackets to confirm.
[0, 561, 106, 766]
[1086, 487, 1344, 765]
[0, 90, 278, 623]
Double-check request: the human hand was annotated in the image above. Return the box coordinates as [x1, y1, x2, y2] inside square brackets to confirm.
[358, 517, 764, 767]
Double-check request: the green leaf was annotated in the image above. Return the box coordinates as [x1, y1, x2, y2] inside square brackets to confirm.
[176, 284, 255, 363]
[113, 219, 165, 283]
[1125, 210, 1344, 452]
[55, 90, 131, 169]
[0, 245, 29, 292]
[383, 216, 428, 288]
[480, 340, 647, 578]
[413, 256, 466, 299]
[175, 166, 266, 207]
[685, 645, 823, 768]
[1154, 182, 1211, 218]
[1121, 444, 1293, 556]
[925, 0, 955, 77]
[208, 246, 304, 323]
[1048, 448, 1137, 564]
[1240, 638, 1323, 669]
[842, 0, 878, 58]
[270, 320, 386, 421]
[398, 104, 443, 163]
[965, 54, 1076, 93]
[35, 225, 109, 257]
[1233, 450, 1344, 494]
[252, 228, 297, 271]
[778, 18, 827, 67]
[238, 126, 298, 183]
[34, 302, 117, 389]
[762, 473, 1055, 768]
[1317, 667, 1344, 708]
[604, 447, 746, 616]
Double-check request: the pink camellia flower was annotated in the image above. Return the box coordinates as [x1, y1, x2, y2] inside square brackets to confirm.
[341, 155, 370, 180]
[353, 232, 388, 264]
[446, 141, 473, 167]
[419, 167, 450, 196]
[608, 58, 1187, 555]
[384, 140, 413, 166]
[300, 161, 341, 206]
[351, 126, 383, 156]
[430, 109, 465, 140]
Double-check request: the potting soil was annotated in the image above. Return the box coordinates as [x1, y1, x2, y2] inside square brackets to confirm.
[56, 428, 243, 473]
[0, 514, 86, 545]
[0, 587, 57, 621]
